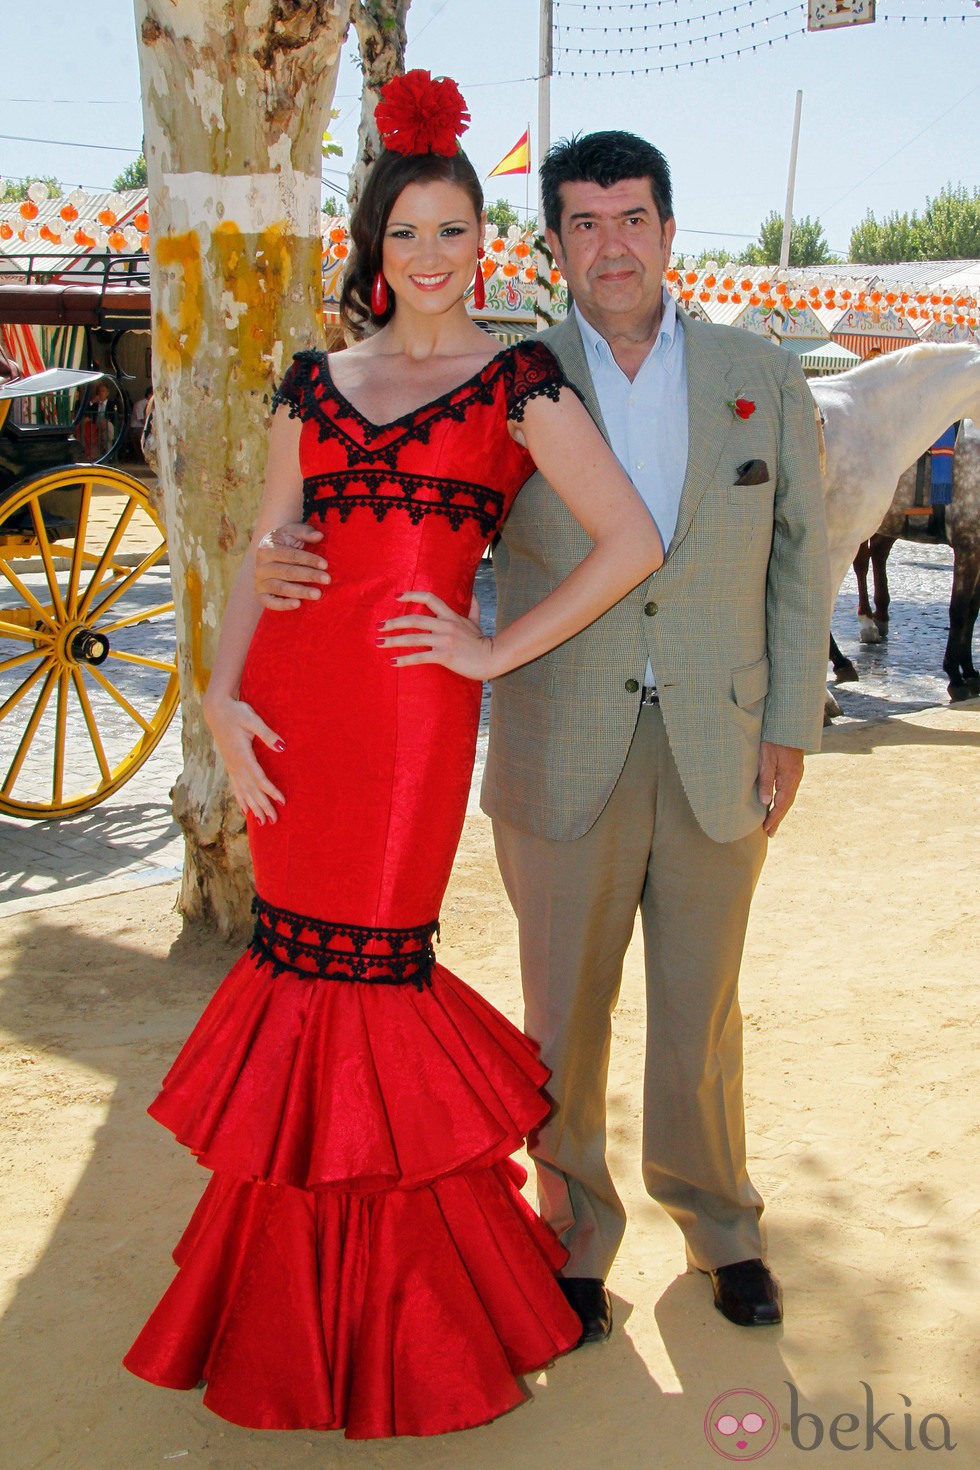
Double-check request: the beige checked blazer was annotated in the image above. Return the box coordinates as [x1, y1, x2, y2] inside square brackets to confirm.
[481, 308, 831, 845]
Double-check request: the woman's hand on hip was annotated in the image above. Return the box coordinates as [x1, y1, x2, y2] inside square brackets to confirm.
[379, 590, 493, 681]
[203, 692, 286, 823]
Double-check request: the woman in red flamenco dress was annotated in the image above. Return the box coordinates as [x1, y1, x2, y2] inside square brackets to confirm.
[124, 73, 663, 1438]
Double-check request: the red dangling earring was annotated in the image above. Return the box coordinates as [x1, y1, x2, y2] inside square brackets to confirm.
[371, 270, 389, 316]
[472, 247, 486, 311]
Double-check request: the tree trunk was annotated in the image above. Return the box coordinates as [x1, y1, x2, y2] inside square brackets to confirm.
[134, 0, 350, 937]
[347, 1, 411, 213]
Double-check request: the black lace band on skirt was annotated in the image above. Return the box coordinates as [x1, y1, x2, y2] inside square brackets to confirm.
[249, 895, 440, 989]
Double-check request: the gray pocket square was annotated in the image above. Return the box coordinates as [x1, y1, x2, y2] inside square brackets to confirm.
[735, 459, 770, 486]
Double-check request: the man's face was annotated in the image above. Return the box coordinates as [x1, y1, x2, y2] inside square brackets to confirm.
[546, 177, 676, 331]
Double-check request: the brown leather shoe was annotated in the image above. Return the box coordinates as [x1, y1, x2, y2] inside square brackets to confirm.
[706, 1259, 783, 1326]
[558, 1276, 612, 1344]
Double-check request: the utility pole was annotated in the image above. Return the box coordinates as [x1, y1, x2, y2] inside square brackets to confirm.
[534, 0, 555, 329]
[537, 0, 552, 224]
[779, 90, 803, 270]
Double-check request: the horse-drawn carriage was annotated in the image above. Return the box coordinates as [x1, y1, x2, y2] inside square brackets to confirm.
[0, 266, 177, 819]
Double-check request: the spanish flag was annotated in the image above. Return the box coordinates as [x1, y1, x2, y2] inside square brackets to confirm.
[488, 129, 531, 178]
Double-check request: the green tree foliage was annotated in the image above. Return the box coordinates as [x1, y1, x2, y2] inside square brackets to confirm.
[692, 247, 735, 268]
[850, 184, 980, 263]
[486, 197, 518, 231]
[1, 175, 61, 202]
[322, 194, 342, 215]
[738, 211, 836, 267]
[113, 155, 148, 191]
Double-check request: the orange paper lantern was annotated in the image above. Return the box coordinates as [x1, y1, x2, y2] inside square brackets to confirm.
[19, 200, 39, 220]
[133, 211, 149, 233]
[108, 230, 127, 251]
[0, 222, 12, 240]
[97, 208, 117, 227]
[73, 227, 96, 247]
[60, 203, 79, 223]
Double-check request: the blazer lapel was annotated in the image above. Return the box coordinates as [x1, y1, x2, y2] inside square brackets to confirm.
[543, 317, 613, 449]
[669, 310, 739, 554]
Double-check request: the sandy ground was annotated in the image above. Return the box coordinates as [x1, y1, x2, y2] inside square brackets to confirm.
[1, 703, 978, 1470]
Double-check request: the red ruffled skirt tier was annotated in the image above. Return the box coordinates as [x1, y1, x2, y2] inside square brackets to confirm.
[124, 951, 581, 1437]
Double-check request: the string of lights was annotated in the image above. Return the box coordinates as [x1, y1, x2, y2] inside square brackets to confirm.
[559, 9, 801, 55]
[554, 1, 979, 77]
[564, 1, 762, 30]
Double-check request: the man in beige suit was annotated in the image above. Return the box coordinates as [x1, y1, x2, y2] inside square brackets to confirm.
[482, 132, 829, 1339]
[254, 131, 830, 1341]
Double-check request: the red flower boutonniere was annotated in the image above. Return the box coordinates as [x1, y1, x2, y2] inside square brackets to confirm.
[728, 396, 756, 420]
[375, 69, 470, 157]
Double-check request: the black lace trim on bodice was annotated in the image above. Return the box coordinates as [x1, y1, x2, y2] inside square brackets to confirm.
[272, 340, 568, 450]
[303, 469, 506, 535]
[271, 342, 568, 533]
[249, 895, 439, 990]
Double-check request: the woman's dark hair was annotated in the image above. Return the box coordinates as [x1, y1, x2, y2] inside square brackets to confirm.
[340, 148, 484, 337]
[541, 131, 673, 237]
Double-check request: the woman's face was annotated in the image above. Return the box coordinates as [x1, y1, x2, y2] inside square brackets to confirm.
[381, 178, 482, 317]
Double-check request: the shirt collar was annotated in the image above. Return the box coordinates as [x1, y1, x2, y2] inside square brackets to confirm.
[574, 288, 678, 368]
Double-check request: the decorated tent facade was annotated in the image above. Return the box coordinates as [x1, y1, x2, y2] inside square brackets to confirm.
[3, 188, 977, 361]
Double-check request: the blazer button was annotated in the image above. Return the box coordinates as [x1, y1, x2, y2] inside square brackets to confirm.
[644, 601, 658, 616]
[625, 678, 640, 693]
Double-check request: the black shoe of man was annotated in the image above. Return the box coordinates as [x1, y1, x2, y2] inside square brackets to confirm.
[706, 1259, 783, 1326]
[558, 1276, 612, 1345]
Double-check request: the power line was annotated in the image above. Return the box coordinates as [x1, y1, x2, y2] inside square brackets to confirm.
[0, 132, 139, 156]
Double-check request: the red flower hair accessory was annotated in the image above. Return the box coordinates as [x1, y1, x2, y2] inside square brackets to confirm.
[375, 69, 470, 157]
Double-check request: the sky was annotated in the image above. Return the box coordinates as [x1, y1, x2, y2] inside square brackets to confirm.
[1, 0, 978, 261]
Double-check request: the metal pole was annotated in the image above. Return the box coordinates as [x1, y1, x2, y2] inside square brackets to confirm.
[779, 90, 803, 270]
[537, 0, 552, 225]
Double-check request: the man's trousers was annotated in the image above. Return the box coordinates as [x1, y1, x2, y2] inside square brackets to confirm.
[492, 702, 769, 1278]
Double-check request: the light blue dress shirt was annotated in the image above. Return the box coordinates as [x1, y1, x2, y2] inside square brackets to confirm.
[574, 290, 688, 686]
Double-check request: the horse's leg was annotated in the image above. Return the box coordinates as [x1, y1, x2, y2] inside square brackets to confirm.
[942, 541, 980, 700]
[869, 533, 895, 635]
[853, 541, 882, 644]
[829, 631, 858, 682]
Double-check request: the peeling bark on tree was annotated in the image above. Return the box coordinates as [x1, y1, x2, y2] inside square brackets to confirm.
[347, 0, 411, 213]
[134, 0, 350, 936]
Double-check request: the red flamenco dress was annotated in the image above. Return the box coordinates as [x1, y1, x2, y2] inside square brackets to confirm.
[123, 340, 582, 1437]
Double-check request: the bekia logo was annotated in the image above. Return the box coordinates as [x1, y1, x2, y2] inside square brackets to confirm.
[706, 1383, 957, 1458]
[705, 1389, 780, 1461]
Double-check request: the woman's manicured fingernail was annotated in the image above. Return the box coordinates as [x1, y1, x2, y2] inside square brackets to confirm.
[274, 739, 285, 752]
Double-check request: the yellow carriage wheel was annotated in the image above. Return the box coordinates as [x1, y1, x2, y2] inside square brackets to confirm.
[0, 465, 179, 818]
